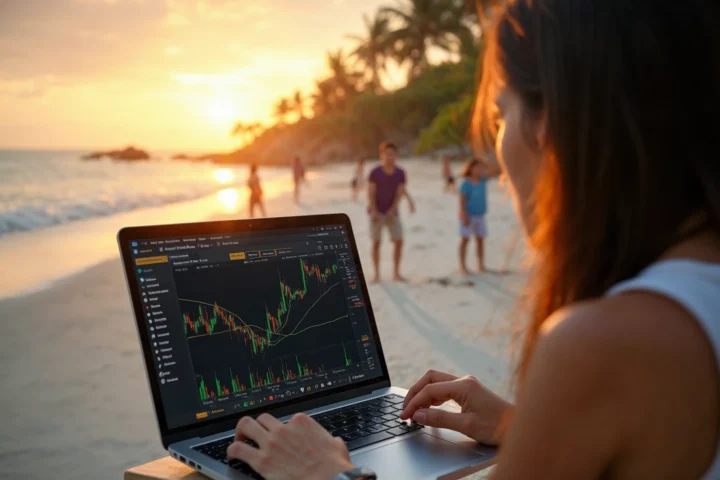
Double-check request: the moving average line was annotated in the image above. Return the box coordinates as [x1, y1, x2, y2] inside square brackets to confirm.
[178, 282, 345, 345]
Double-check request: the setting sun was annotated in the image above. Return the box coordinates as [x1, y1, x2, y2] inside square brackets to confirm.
[216, 187, 241, 212]
[207, 97, 236, 125]
[213, 168, 235, 184]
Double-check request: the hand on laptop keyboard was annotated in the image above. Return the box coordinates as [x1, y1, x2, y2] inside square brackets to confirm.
[193, 394, 420, 479]
[399, 370, 511, 445]
[225, 411, 355, 480]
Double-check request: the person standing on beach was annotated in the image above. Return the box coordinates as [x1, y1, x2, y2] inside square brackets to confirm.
[291, 155, 305, 204]
[351, 157, 364, 201]
[458, 157, 499, 274]
[368, 141, 415, 283]
[442, 155, 456, 192]
[247, 164, 265, 218]
[227, 2, 720, 478]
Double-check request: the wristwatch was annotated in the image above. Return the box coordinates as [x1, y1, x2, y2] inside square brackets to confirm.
[332, 467, 378, 480]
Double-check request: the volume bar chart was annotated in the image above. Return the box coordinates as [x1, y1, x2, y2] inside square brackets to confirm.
[176, 253, 359, 405]
[193, 340, 359, 400]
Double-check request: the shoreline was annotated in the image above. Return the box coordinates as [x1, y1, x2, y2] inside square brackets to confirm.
[1, 159, 526, 479]
[0, 171, 296, 301]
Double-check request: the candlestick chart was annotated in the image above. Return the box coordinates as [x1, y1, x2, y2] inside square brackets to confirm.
[173, 254, 359, 402]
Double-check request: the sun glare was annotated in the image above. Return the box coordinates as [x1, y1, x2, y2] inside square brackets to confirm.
[216, 187, 240, 212]
[213, 168, 235, 184]
[207, 97, 236, 124]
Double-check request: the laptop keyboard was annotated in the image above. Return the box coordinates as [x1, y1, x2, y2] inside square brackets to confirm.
[311, 393, 422, 448]
[191, 394, 421, 479]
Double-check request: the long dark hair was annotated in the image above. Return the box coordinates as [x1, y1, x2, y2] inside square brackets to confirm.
[474, 0, 720, 384]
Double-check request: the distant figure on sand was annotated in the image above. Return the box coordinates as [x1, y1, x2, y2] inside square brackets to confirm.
[227, 2, 720, 478]
[442, 155, 456, 192]
[368, 141, 415, 283]
[247, 164, 265, 218]
[459, 157, 499, 274]
[351, 157, 365, 201]
[291, 155, 305, 204]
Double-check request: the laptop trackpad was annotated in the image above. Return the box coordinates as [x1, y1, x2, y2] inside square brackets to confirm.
[351, 433, 486, 479]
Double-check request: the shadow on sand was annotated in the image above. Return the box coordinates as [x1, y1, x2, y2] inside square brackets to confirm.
[380, 283, 504, 376]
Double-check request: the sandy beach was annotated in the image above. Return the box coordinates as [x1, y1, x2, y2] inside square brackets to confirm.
[0, 159, 526, 479]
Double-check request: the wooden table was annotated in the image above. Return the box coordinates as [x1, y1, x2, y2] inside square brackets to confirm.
[125, 455, 491, 480]
[125, 457, 202, 480]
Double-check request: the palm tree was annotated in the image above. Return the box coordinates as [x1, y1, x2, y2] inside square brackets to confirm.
[292, 90, 306, 120]
[231, 121, 265, 145]
[274, 97, 292, 124]
[347, 12, 393, 93]
[326, 48, 362, 98]
[311, 78, 335, 116]
[382, 0, 472, 79]
[247, 122, 264, 140]
[231, 121, 252, 144]
[310, 50, 363, 115]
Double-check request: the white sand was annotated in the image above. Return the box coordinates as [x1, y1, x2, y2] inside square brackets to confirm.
[0, 159, 527, 479]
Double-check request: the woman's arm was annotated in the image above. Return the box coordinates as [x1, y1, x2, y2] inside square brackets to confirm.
[493, 293, 720, 479]
[491, 304, 626, 479]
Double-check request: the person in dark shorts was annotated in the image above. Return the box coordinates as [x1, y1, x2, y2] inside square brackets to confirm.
[351, 157, 364, 201]
[442, 155, 456, 192]
[367, 141, 415, 283]
[247, 164, 265, 218]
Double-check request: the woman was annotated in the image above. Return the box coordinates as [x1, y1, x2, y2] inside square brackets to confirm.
[227, 1, 720, 478]
[247, 164, 265, 218]
[291, 154, 305, 204]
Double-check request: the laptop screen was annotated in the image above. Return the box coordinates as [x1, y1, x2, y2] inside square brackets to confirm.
[128, 223, 384, 430]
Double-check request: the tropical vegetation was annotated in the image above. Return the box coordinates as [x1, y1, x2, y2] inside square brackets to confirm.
[229, 0, 499, 165]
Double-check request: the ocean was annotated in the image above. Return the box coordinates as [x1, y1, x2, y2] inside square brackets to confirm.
[0, 150, 295, 479]
[0, 150, 291, 300]
[0, 149, 255, 236]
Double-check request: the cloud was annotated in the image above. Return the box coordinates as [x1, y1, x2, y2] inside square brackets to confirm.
[71, 0, 120, 4]
[165, 45, 184, 56]
[173, 72, 256, 89]
[0, 75, 59, 98]
[165, 11, 190, 27]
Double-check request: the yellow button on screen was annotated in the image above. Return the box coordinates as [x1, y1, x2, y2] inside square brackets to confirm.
[229, 252, 246, 260]
[135, 255, 169, 266]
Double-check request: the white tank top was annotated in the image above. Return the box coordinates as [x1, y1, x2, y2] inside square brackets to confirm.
[607, 260, 720, 479]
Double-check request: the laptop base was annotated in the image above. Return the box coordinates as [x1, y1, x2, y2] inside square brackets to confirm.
[171, 387, 496, 480]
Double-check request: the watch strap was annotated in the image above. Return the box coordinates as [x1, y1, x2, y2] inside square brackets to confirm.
[332, 467, 378, 480]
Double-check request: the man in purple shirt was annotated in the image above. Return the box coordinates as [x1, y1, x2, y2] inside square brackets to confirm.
[367, 141, 415, 282]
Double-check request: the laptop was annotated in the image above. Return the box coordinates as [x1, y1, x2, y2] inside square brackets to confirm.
[118, 214, 496, 479]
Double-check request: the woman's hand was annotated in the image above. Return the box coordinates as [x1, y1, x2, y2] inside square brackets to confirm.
[227, 413, 354, 480]
[399, 370, 513, 446]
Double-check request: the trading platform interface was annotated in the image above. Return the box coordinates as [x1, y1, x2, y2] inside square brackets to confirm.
[129, 225, 382, 429]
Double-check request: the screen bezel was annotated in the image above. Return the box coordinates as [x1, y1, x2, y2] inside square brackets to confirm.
[117, 213, 391, 447]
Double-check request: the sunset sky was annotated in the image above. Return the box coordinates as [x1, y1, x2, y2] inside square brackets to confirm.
[0, 0, 413, 151]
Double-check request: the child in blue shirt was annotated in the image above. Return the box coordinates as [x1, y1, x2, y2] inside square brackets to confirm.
[459, 158, 497, 274]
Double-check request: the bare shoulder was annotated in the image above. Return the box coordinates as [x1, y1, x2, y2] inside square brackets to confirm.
[540, 292, 717, 379]
[536, 292, 719, 476]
